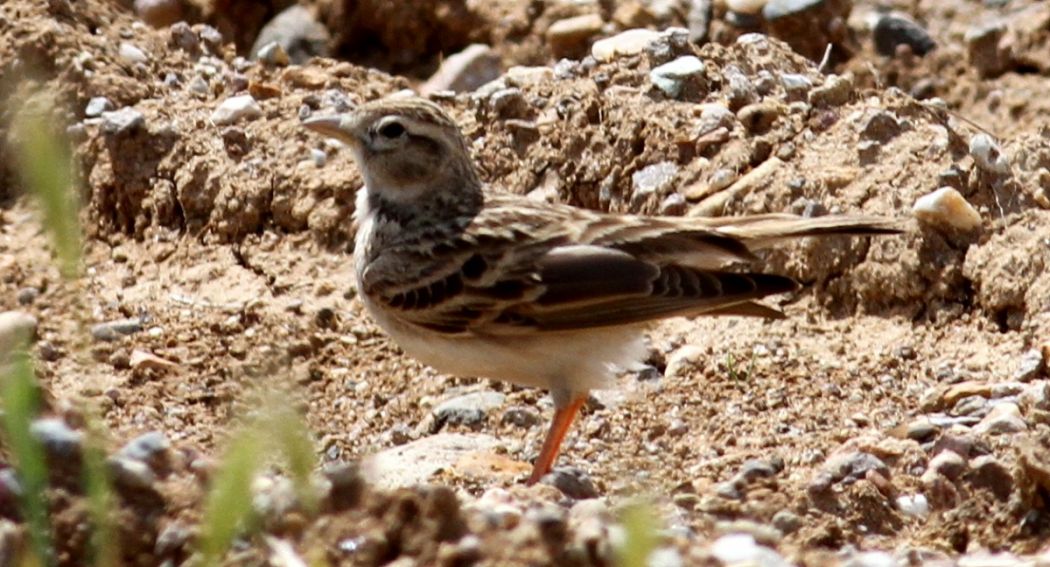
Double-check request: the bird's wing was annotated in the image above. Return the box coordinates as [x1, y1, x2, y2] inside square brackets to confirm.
[358, 198, 826, 335]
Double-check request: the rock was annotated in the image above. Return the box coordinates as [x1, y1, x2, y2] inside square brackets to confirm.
[631, 162, 679, 208]
[969, 133, 1010, 176]
[822, 451, 889, 484]
[860, 111, 903, 143]
[30, 418, 83, 462]
[659, 193, 687, 216]
[591, 28, 664, 62]
[929, 451, 967, 480]
[724, 66, 759, 110]
[734, 458, 784, 485]
[134, 0, 183, 28]
[809, 73, 853, 107]
[0, 311, 38, 353]
[432, 391, 506, 429]
[108, 456, 157, 492]
[84, 96, 113, 117]
[873, 14, 936, 57]
[710, 534, 790, 567]
[1014, 349, 1045, 382]
[489, 88, 528, 119]
[965, 456, 1013, 500]
[779, 73, 812, 101]
[541, 467, 599, 499]
[737, 101, 785, 134]
[364, 433, 502, 489]
[500, 406, 542, 428]
[90, 317, 144, 341]
[100, 108, 145, 136]
[210, 95, 263, 126]
[169, 21, 200, 54]
[650, 56, 706, 99]
[715, 519, 782, 545]
[129, 349, 179, 372]
[913, 187, 982, 232]
[896, 493, 929, 520]
[118, 431, 172, 475]
[973, 402, 1027, 435]
[905, 418, 938, 442]
[251, 5, 330, 65]
[1017, 435, 1050, 493]
[254, 42, 290, 67]
[198, 25, 224, 52]
[771, 510, 802, 535]
[965, 22, 1008, 79]
[643, 27, 691, 66]
[421, 44, 501, 94]
[16, 288, 39, 306]
[762, 0, 852, 61]
[546, 14, 604, 59]
[118, 42, 149, 64]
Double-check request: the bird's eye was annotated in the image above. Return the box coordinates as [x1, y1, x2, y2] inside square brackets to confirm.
[377, 120, 406, 139]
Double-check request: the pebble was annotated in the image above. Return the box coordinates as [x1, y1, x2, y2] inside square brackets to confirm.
[644, 28, 691, 66]
[118, 42, 149, 64]
[30, 418, 83, 462]
[809, 74, 853, 107]
[734, 458, 783, 485]
[254, 42, 290, 67]
[118, 431, 171, 473]
[546, 14, 604, 59]
[100, 108, 145, 136]
[771, 510, 802, 534]
[90, 317, 144, 341]
[631, 162, 678, 207]
[905, 418, 938, 442]
[134, 0, 183, 28]
[309, 148, 327, 168]
[928, 450, 967, 480]
[108, 455, 157, 492]
[973, 402, 1027, 435]
[779, 73, 812, 101]
[650, 56, 706, 99]
[873, 14, 936, 57]
[432, 391, 506, 429]
[710, 534, 790, 567]
[489, 88, 528, 119]
[169, 22, 199, 54]
[591, 28, 664, 62]
[542, 467, 599, 499]
[727, 0, 766, 16]
[822, 451, 889, 484]
[965, 22, 1008, 78]
[912, 187, 982, 232]
[659, 193, 687, 216]
[16, 288, 39, 306]
[969, 133, 1010, 176]
[724, 66, 759, 110]
[1014, 350, 1045, 382]
[210, 95, 263, 126]
[860, 111, 902, 143]
[0, 311, 38, 352]
[251, 4, 330, 65]
[896, 493, 929, 519]
[85, 96, 113, 117]
[421, 44, 501, 94]
[501, 406, 542, 428]
[199, 25, 224, 52]
[130, 349, 179, 372]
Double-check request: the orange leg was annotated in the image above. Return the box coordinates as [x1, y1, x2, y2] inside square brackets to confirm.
[526, 395, 587, 485]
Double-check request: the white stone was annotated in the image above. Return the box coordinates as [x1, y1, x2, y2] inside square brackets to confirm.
[710, 534, 790, 567]
[591, 28, 663, 62]
[969, 133, 1010, 175]
[973, 402, 1027, 435]
[650, 56, 705, 98]
[912, 187, 982, 232]
[0, 311, 37, 354]
[896, 494, 930, 520]
[210, 95, 263, 126]
[118, 42, 149, 64]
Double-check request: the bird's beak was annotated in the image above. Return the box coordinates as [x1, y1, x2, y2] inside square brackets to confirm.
[302, 114, 364, 147]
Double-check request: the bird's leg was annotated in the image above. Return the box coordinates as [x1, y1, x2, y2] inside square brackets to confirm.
[526, 392, 587, 485]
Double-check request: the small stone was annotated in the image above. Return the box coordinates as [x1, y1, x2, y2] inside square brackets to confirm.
[251, 5, 330, 65]
[779, 73, 812, 101]
[973, 402, 1027, 435]
[85, 96, 113, 117]
[30, 418, 83, 462]
[737, 101, 784, 134]
[546, 14, 604, 59]
[861, 111, 902, 143]
[100, 108, 145, 136]
[118, 42, 149, 64]
[710, 534, 790, 567]
[134, 0, 183, 28]
[90, 318, 144, 341]
[16, 288, 39, 306]
[896, 493, 929, 519]
[108, 456, 157, 492]
[822, 451, 889, 484]
[129, 349, 179, 372]
[591, 28, 664, 62]
[432, 391, 506, 429]
[489, 88, 528, 119]
[714, 519, 782, 545]
[169, 21, 199, 53]
[905, 418, 938, 442]
[913, 187, 982, 232]
[809, 74, 853, 107]
[969, 133, 1010, 176]
[188, 76, 209, 95]
[0, 311, 38, 353]
[966, 455, 1012, 500]
[421, 44, 501, 94]
[542, 467, 599, 499]
[873, 14, 936, 57]
[929, 450, 967, 480]
[1014, 349, 1045, 382]
[254, 42, 290, 66]
[198, 25, 224, 51]
[210, 95, 262, 126]
[644, 27, 691, 66]
[734, 458, 783, 485]
[771, 510, 802, 535]
[659, 193, 687, 215]
[650, 55, 706, 99]
[724, 66, 758, 110]
[309, 148, 326, 168]
[501, 406, 542, 428]
[727, 0, 766, 16]
[965, 22, 1008, 78]
[631, 162, 679, 208]
[118, 431, 171, 474]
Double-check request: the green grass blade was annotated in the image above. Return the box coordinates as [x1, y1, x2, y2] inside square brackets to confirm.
[265, 400, 318, 514]
[198, 427, 265, 567]
[11, 103, 82, 278]
[0, 350, 54, 567]
[616, 502, 659, 567]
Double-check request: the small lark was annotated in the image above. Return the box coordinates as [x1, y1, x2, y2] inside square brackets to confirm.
[304, 97, 899, 485]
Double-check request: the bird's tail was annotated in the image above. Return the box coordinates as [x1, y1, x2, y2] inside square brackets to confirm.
[703, 214, 903, 250]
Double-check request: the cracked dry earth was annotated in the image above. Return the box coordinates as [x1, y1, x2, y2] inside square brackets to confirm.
[2, 0, 1050, 565]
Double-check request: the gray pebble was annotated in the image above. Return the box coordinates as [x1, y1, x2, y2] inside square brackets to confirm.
[809, 74, 853, 107]
[169, 21, 199, 54]
[118, 431, 171, 473]
[779, 73, 812, 101]
[929, 450, 966, 480]
[490, 88, 528, 119]
[90, 317, 144, 341]
[501, 406, 542, 428]
[310, 148, 327, 167]
[0, 311, 38, 352]
[969, 133, 1010, 176]
[771, 510, 802, 534]
[905, 418, 939, 442]
[724, 66, 759, 110]
[252, 5, 330, 65]
[85, 97, 113, 118]
[30, 418, 83, 462]
[650, 56, 706, 99]
[100, 108, 145, 136]
[823, 451, 889, 484]
[542, 467, 599, 499]
[432, 391, 506, 429]
[631, 162, 679, 207]
[16, 288, 39, 306]
[108, 455, 157, 492]
[873, 14, 936, 57]
[861, 111, 903, 143]
[1014, 350, 1045, 382]
[199, 25, 224, 51]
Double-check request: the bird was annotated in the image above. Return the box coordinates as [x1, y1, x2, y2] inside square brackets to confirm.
[302, 96, 900, 485]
